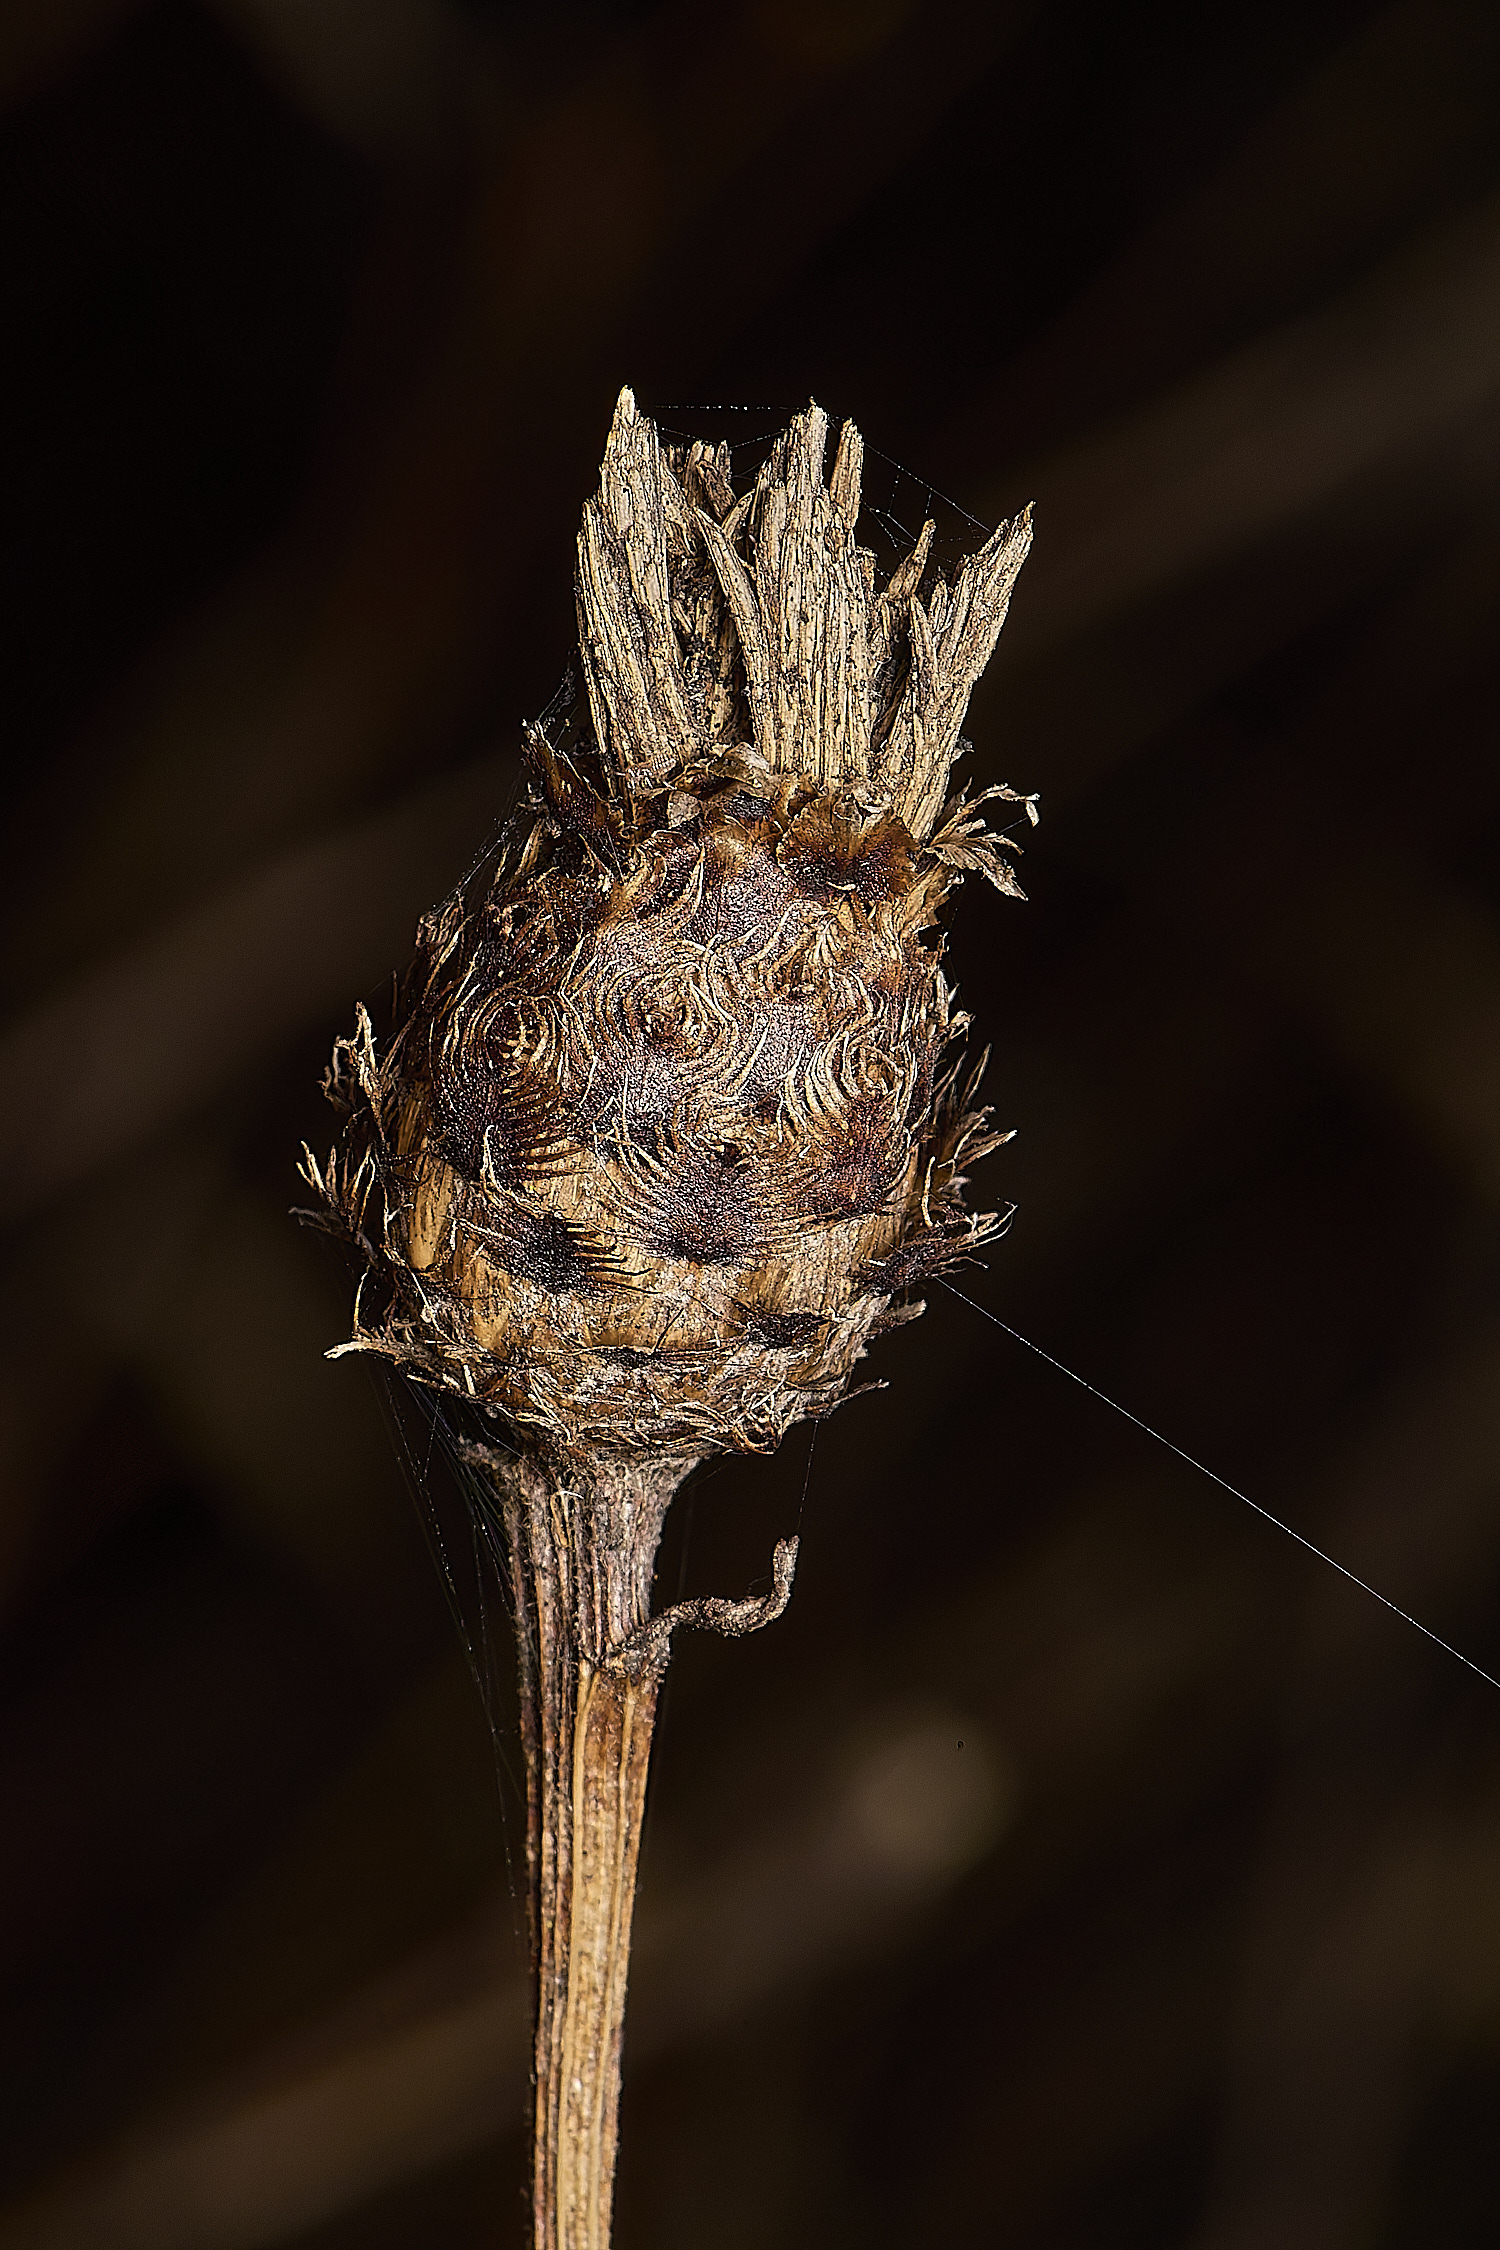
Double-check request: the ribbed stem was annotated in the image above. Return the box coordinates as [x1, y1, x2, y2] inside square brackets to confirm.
[497, 1454, 688, 2250]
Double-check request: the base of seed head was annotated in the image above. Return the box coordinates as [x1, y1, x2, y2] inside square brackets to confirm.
[303, 389, 1035, 1470]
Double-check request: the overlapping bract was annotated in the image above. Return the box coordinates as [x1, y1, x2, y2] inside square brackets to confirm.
[304, 391, 1033, 1463]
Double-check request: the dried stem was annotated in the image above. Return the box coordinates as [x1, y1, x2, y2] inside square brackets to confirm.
[493, 1451, 796, 2248]
[306, 389, 1031, 2243]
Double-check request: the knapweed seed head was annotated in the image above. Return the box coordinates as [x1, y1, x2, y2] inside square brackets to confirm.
[304, 390, 1034, 1468]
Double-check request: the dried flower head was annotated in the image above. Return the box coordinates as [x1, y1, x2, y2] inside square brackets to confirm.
[303, 388, 1033, 1469]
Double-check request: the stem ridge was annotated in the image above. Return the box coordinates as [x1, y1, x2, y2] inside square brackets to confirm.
[496, 1453, 685, 2250]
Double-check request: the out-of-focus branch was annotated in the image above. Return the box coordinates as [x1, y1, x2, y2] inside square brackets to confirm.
[0, 1697, 1010, 2250]
[995, 187, 1500, 657]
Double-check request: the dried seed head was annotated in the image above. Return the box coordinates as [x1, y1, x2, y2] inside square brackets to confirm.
[304, 389, 1035, 1468]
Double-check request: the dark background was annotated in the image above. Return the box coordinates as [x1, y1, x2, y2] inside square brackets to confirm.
[2, 2, 1500, 2244]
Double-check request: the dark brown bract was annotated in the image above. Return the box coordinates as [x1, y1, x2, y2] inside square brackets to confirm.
[303, 389, 1034, 1466]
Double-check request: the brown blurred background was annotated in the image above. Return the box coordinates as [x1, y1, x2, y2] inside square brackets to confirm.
[2, 1, 1500, 2243]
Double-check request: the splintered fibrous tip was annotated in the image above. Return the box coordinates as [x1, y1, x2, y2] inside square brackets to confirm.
[304, 387, 1036, 1469]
